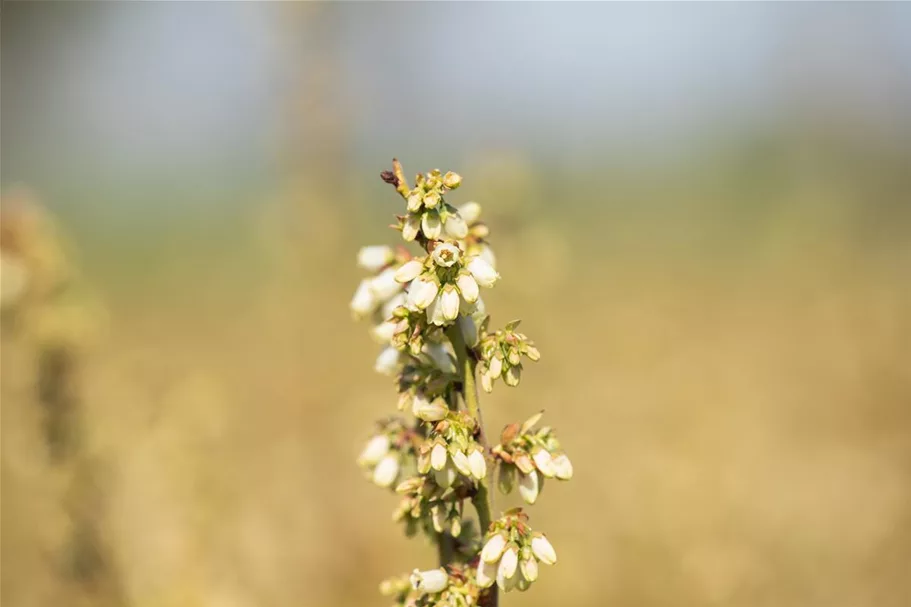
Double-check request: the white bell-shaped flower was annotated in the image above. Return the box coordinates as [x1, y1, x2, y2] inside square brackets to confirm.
[431, 242, 461, 268]
[374, 347, 401, 376]
[480, 533, 507, 563]
[467, 256, 499, 288]
[518, 469, 541, 504]
[532, 448, 558, 478]
[531, 534, 557, 565]
[410, 568, 448, 594]
[402, 214, 421, 241]
[372, 454, 399, 487]
[357, 245, 394, 272]
[422, 212, 442, 240]
[395, 259, 424, 283]
[553, 453, 574, 480]
[369, 267, 402, 301]
[407, 276, 439, 310]
[475, 559, 497, 588]
[350, 279, 378, 318]
[458, 201, 482, 224]
[430, 442, 448, 471]
[440, 285, 460, 322]
[358, 435, 390, 466]
[456, 273, 479, 304]
[443, 214, 468, 239]
[468, 449, 487, 479]
[451, 449, 471, 476]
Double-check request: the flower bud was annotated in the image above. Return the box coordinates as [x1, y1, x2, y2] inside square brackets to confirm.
[413, 395, 448, 422]
[370, 267, 402, 301]
[407, 276, 439, 310]
[451, 449, 472, 476]
[410, 568, 448, 594]
[372, 454, 399, 488]
[553, 452, 574, 480]
[458, 201, 482, 224]
[430, 442, 448, 471]
[498, 544, 519, 580]
[357, 245, 394, 272]
[443, 214, 468, 239]
[403, 214, 421, 241]
[374, 347, 401, 376]
[431, 506, 446, 533]
[422, 191, 441, 209]
[498, 462, 516, 494]
[532, 448, 558, 478]
[443, 171, 462, 189]
[518, 470, 541, 504]
[481, 533, 507, 563]
[422, 212, 442, 240]
[504, 364, 521, 387]
[467, 257, 499, 288]
[395, 259, 424, 283]
[358, 434, 390, 466]
[407, 192, 422, 212]
[468, 448, 487, 479]
[350, 279, 378, 318]
[450, 515, 461, 537]
[531, 533, 557, 565]
[520, 557, 538, 582]
[475, 559, 497, 588]
[440, 285, 460, 321]
[525, 344, 541, 361]
[478, 244, 497, 270]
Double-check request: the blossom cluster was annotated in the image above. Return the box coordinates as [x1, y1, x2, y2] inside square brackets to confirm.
[476, 508, 557, 593]
[351, 161, 572, 605]
[492, 412, 573, 504]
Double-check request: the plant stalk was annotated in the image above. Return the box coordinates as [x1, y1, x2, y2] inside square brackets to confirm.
[446, 324, 498, 606]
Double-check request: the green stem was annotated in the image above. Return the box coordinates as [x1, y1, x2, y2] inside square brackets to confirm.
[446, 325, 498, 606]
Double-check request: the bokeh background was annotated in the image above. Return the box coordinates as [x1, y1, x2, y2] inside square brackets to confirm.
[3, 2, 911, 607]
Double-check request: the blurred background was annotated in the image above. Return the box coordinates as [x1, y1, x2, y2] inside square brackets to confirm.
[2, 2, 911, 607]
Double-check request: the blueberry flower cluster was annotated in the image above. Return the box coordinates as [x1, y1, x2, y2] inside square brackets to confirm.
[351, 160, 572, 606]
[491, 412, 573, 505]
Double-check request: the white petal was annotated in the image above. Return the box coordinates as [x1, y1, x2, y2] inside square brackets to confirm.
[402, 214, 421, 241]
[371, 320, 397, 344]
[410, 568, 448, 594]
[413, 396, 448, 422]
[521, 558, 538, 582]
[458, 315, 479, 348]
[431, 443, 448, 471]
[407, 193, 422, 212]
[498, 546, 518, 579]
[433, 463, 457, 488]
[531, 534, 557, 565]
[553, 453, 574, 480]
[427, 293, 448, 326]
[458, 201, 482, 224]
[476, 559, 497, 588]
[488, 355, 503, 378]
[374, 347, 401, 375]
[431, 243, 461, 268]
[422, 212, 442, 240]
[358, 435, 390, 466]
[407, 277, 438, 310]
[451, 450, 471, 476]
[350, 279, 378, 318]
[480, 533, 507, 563]
[468, 449, 487, 480]
[518, 470, 540, 504]
[478, 244, 497, 270]
[395, 259, 424, 283]
[441, 287, 460, 321]
[357, 245, 393, 272]
[369, 267, 402, 301]
[533, 449, 558, 478]
[444, 214, 468, 239]
[456, 273, 479, 304]
[372, 454, 399, 487]
[504, 364, 521, 387]
[467, 257, 499, 288]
